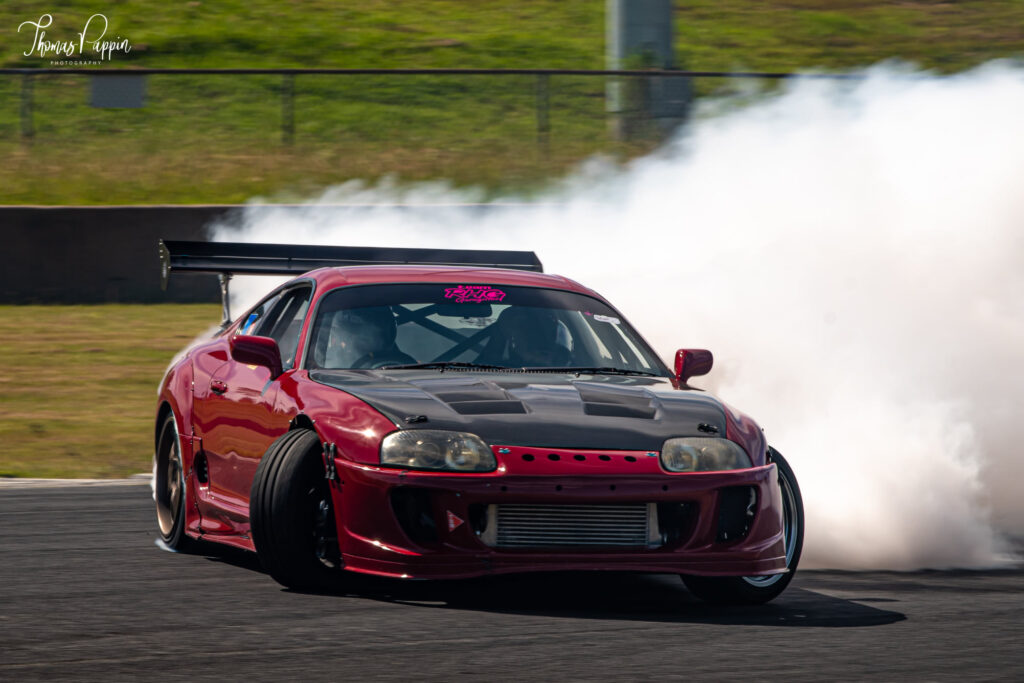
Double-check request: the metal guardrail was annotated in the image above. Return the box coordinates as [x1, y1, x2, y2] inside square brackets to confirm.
[1, 67, 863, 145]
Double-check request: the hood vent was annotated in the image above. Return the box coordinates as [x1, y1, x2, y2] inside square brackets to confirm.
[416, 380, 527, 415]
[583, 402, 656, 419]
[448, 400, 527, 415]
[576, 383, 657, 420]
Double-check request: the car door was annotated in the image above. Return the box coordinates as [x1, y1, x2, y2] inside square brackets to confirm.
[195, 284, 313, 521]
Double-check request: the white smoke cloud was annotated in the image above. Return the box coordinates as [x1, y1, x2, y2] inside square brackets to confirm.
[212, 62, 1024, 570]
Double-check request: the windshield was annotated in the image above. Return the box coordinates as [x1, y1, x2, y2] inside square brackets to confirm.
[304, 283, 669, 375]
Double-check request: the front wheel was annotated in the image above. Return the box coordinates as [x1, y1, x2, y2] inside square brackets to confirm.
[681, 447, 804, 605]
[250, 429, 342, 591]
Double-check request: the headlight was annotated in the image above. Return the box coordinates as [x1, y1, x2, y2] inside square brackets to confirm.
[660, 437, 752, 472]
[380, 430, 496, 472]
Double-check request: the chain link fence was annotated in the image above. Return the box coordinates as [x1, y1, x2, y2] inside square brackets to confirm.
[1, 68, 854, 151]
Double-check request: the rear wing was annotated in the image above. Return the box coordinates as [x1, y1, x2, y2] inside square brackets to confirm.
[159, 239, 544, 325]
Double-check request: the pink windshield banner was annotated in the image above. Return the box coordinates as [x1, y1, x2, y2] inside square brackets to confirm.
[444, 285, 507, 303]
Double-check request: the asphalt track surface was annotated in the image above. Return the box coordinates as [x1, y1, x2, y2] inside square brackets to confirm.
[2, 484, 1022, 681]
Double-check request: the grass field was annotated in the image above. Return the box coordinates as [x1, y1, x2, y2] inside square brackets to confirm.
[2, 1, 1023, 204]
[0, 304, 219, 478]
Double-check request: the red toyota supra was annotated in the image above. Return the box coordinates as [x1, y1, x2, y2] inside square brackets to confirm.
[155, 240, 803, 604]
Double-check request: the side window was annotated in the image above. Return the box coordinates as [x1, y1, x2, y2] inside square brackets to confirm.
[255, 286, 312, 370]
[239, 293, 281, 335]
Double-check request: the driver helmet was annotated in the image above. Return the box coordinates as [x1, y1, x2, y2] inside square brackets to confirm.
[324, 306, 397, 368]
[506, 308, 571, 367]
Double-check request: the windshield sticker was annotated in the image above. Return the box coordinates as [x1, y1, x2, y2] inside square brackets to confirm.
[462, 317, 495, 328]
[593, 314, 621, 325]
[444, 285, 506, 303]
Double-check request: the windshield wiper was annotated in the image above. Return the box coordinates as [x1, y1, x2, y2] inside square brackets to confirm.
[379, 361, 510, 371]
[520, 366, 660, 376]
[379, 362, 660, 376]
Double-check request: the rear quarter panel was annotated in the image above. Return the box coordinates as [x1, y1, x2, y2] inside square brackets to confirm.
[157, 355, 194, 445]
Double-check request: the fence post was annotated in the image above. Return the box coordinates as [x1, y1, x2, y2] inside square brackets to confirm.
[535, 73, 550, 156]
[21, 74, 34, 140]
[281, 74, 295, 145]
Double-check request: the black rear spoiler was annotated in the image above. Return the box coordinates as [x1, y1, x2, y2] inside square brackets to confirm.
[159, 239, 544, 325]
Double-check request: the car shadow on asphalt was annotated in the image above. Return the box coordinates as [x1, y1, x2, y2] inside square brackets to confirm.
[347, 572, 906, 628]
[196, 543, 904, 627]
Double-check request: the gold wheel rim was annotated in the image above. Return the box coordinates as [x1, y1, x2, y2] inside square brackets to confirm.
[156, 419, 184, 538]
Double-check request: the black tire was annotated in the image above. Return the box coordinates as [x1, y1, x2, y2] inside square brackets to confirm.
[249, 429, 342, 591]
[155, 411, 196, 551]
[681, 447, 804, 605]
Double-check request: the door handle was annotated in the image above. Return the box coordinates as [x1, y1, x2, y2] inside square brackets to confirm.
[211, 380, 228, 395]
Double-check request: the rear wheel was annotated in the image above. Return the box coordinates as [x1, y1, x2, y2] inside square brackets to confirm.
[250, 429, 342, 591]
[155, 412, 194, 551]
[682, 447, 804, 605]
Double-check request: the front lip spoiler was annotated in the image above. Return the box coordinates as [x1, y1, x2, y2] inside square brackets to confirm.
[339, 552, 789, 580]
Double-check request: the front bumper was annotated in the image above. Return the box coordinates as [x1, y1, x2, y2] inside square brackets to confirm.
[331, 448, 786, 580]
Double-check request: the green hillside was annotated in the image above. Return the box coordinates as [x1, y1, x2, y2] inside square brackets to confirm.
[1, 1, 1022, 203]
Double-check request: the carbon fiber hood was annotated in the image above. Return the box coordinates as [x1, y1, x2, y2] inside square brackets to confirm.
[308, 370, 726, 451]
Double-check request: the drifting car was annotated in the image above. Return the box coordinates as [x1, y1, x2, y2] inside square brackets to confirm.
[155, 240, 803, 604]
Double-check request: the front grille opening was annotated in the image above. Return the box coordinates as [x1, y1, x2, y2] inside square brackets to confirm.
[716, 486, 757, 543]
[390, 487, 438, 546]
[480, 503, 659, 549]
[656, 502, 695, 546]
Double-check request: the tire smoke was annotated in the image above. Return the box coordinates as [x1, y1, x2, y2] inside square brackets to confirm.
[213, 63, 1024, 570]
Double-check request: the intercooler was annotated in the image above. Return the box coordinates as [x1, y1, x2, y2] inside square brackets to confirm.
[478, 503, 661, 548]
